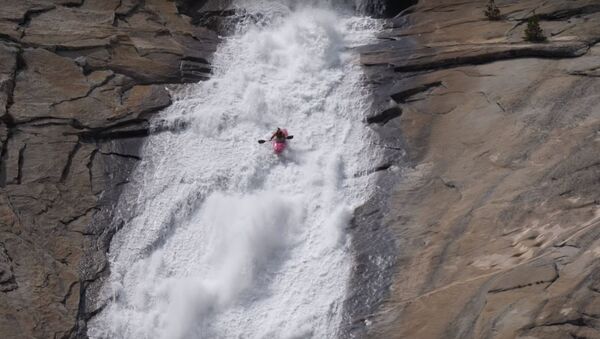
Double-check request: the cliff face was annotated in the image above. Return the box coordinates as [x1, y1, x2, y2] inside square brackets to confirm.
[0, 1, 217, 337]
[359, 0, 600, 338]
[2, 0, 599, 338]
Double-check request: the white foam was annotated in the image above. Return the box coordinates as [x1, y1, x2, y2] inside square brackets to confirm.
[88, 3, 381, 339]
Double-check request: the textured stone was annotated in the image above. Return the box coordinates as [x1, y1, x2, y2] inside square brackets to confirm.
[0, 242, 17, 292]
[22, 6, 115, 49]
[0, 0, 219, 337]
[0, 44, 17, 118]
[352, 1, 600, 338]
[10, 48, 90, 122]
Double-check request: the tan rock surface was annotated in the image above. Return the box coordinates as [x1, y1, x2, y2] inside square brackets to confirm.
[0, 1, 218, 337]
[353, 1, 600, 338]
[3, 0, 599, 338]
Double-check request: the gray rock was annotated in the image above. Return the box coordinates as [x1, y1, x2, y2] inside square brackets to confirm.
[0, 44, 17, 118]
[0, 243, 17, 292]
[353, 1, 600, 338]
[10, 48, 91, 123]
[0, 0, 219, 337]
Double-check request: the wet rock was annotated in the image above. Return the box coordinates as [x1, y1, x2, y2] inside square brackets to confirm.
[180, 59, 212, 82]
[358, 0, 418, 18]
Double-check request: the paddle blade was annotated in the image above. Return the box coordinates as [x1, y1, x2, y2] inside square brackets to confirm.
[286, 135, 294, 139]
[258, 140, 267, 144]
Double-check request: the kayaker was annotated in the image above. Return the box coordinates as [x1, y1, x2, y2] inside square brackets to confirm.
[270, 128, 287, 142]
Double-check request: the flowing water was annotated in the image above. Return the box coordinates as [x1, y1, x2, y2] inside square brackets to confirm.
[88, 2, 381, 338]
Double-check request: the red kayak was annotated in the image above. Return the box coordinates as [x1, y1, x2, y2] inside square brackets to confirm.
[272, 129, 288, 155]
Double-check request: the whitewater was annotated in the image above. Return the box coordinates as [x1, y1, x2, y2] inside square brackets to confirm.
[88, 2, 382, 338]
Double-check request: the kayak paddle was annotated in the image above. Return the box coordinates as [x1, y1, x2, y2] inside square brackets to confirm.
[258, 135, 293, 144]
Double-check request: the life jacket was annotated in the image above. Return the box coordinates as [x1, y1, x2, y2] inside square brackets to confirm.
[272, 130, 285, 141]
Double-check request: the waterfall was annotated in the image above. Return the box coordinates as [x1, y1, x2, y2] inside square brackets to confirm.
[88, 2, 381, 338]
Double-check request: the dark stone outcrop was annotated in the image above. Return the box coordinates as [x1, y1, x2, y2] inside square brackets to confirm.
[0, 1, 218, 338]
[358, 0, 418, 18]
[349, 0, 600, 338]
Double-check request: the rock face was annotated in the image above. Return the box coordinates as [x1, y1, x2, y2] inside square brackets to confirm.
[0, 1, 218, 338]
[2, 0, 599, 338]
[354, 0, 600, 338]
